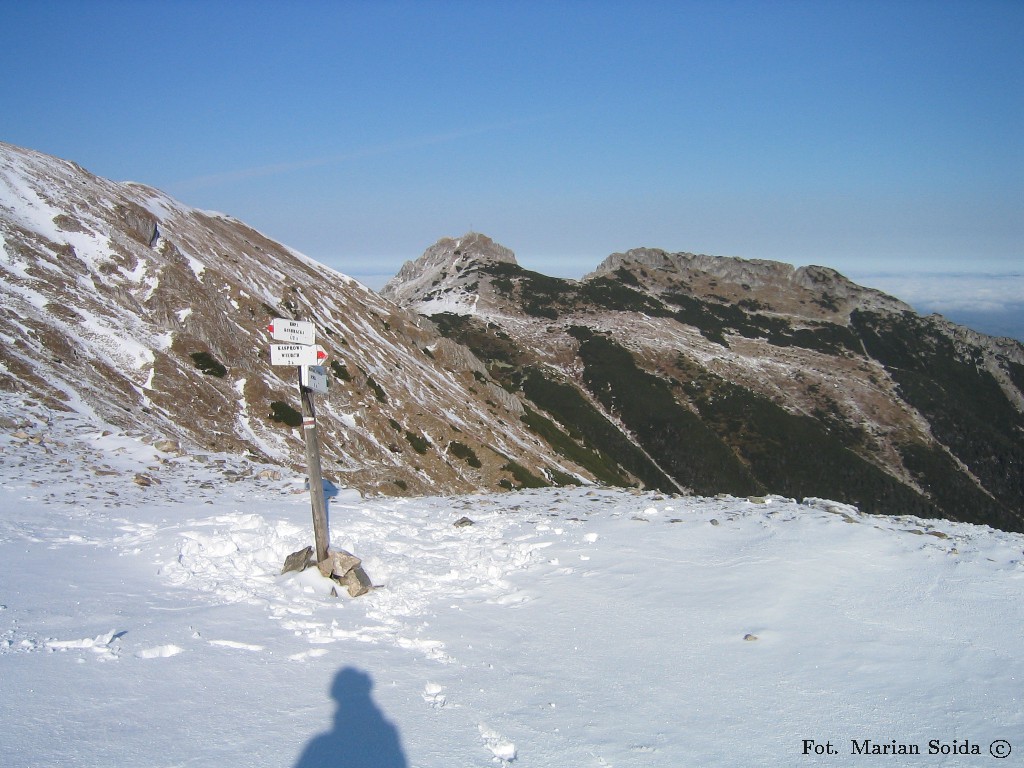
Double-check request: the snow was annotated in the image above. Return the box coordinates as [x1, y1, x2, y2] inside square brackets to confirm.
[1, 396, 1022, 767]
[185, 252, 206, 280]
[414, 292, 480, 317]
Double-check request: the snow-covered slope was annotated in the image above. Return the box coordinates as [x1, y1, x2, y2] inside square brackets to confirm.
[0, 142, 589, 495]
[2, 395, 1021, 766]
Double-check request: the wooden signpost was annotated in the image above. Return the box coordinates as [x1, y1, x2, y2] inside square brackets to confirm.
[267, 318, 372, 597]
[267, 318, 329, 563]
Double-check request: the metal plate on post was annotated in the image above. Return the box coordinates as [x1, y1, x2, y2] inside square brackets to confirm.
[270, 344, 327, 366]
[301, 365, 329, 394]
[267, 318, 316, 346]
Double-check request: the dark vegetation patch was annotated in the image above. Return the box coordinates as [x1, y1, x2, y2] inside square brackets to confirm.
[573, 333, 759, 496]
[851, 310, 1024, 530]
[353, 365, 388, 404]
[663, 293, 860, 353]
[898, 441, 1015, 530]
[1004, 359, 1024, 397]
[447, 440, 482, 468]
[190, 351, 227, 377]
[404, 431, 430, 454]
[430, 313, 524, 387]
[330, 361, 352, 381]
[521, 370, 650, 488]
[613, 266, 641, 286]
[269, 400, 302, 428]
[499, 460, 549, 490]
[679, 363, 936, 518]
[480, 263, 669, 318]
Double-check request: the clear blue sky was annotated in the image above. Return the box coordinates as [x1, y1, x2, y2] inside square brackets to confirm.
[2, 0, 1021, 290]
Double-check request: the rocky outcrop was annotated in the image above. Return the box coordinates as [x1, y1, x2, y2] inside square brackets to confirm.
[381, 232, 516, 307]
[588, 248, 913, 321]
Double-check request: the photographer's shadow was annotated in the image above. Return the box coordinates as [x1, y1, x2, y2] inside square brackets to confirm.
[294, 667, 408, 768]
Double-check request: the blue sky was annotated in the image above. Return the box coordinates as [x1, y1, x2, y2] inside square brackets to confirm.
[2, 0, 1021, 330]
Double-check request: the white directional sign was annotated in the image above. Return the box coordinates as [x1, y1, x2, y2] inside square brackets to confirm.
[267, 318, 316, 346]
[270, 344, 327, 366]
[301, 364, 329, 394]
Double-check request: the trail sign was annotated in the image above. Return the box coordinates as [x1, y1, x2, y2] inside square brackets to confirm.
[301, 364, 329, 394]
[270, 344, 327, 366]
[267, 318, 316, 346]
[262, 316, 367, 588]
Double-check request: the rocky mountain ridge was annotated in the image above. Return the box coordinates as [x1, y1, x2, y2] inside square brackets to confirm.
[4, 140, 1022, 531]
[384, 234, 1024, 532]
[588, 248, 916, 321]
[0, 142, 590, 495]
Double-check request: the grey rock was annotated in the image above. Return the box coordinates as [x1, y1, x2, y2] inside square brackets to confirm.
[281, 546, 314, 574]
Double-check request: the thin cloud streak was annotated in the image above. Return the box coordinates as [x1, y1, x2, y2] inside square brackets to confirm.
[171, 116, 550, 192]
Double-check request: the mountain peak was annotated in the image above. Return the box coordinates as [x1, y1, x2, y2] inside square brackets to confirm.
[589, 248, 912, 321]
[380, 232, 516, 306]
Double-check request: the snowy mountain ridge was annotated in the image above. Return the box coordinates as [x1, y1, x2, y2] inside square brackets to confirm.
[3, 139, 1022, 532]
[384, 233, 1024, 532]
[0, 142, 589, 496]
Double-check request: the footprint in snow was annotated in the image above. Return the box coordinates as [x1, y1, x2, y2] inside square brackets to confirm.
[422, 682, 446, 708]
[479, 723, 516, 762]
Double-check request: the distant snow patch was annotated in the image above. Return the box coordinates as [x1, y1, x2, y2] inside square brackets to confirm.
[185, 254, 206, 281]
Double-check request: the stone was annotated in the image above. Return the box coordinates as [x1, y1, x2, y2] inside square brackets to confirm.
[281, 546, 314, 575]
[317, 549, 372, 597]
[453, 516, 475, 527]
[317, 549, 362, 579]
[743, 633, 758, 641]
[340, 565, 373, 598]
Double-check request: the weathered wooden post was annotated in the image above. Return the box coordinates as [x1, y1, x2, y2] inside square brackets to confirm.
[267, 319, 330, 563]
[299, 368, 330, 564]
[268, 318, 371, 597]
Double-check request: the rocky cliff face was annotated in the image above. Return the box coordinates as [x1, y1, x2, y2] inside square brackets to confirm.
[0, 143, 590, 495]
[386, 234, 1024, 532]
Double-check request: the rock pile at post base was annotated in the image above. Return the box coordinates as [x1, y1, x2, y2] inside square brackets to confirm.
[280, 546, 372, 597]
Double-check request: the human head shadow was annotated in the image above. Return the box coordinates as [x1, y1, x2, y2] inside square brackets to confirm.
[293, 667, 408, 768]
